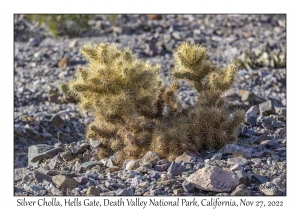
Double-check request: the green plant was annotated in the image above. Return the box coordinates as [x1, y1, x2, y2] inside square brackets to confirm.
[69, 42, 245, 163]
[26, 14, 91, 38]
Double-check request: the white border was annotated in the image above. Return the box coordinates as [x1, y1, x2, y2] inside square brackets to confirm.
[4, 0, 297, 209]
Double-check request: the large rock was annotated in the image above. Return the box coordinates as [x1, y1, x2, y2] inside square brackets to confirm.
[167, 161, 186, 175]
[187, 166, 239, 192]
[142, 151, 160, 165]
[52, 175, 78, 189]
[28, 144, 63, 167]
[245, 105, 259, 127]
[259, 100, 275, 116]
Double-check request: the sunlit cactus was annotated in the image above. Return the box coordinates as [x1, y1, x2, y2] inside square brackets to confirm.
[69, 42, 245, 163]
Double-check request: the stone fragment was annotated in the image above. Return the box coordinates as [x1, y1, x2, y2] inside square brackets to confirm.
[251, 158, 261, 167]
[69, 39, 78, 48]
[230, 163, 242, 171]
[142, 151, 160, 165]
[175, 152, 197, 162]
[156, 179, 175, 186]
[259, 182, 278, 195]
[187, 166, 239, 192]
[73, 176, 89, 185]
[138, 181, 150, 188]
[81, 161, 101, 170]
[58, 57, 69, 67]
[239, 89, 255, 103]
[251, 150, 271, 158]
[33, 170, 52, 183]
[167, 162, 186, 175]
[235, 170, 251, 185]
[211, 152, 222, 161]
[182, 180, 195, 193]
[231, 187, 251, 196]
[89, 139, 101, 148]
[87, 186, 100, 196]
[245, 105, 259, 127]
[116, 189, 134, 196]
[219, 144, 252, 158]
[71, 144, 89, 154]
[259, 100, 275, 116]
[157, 159, 171, 165]
[154, 164, 169, 172]
[106, 166, 122, 173]
[227, 158, 248, 167]
[60, 151, 74, 161]
[126, 160, 140, 170]
[52, 175, 78, 189]
[251, 135, 272, 144]
[50, 114, 65, 129]
[252, 174, 269, 184]
[28, 144, 63, 167]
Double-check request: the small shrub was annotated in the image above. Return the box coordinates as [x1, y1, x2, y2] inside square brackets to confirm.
[26, 14, 91, 38]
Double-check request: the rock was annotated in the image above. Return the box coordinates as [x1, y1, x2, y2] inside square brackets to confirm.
[260, 139, 277, 148]
[227, 158, 248, 167]
[116, 189, 134, 196]
[245, 105, 259, 127]
[239, 89, 255, 104]
[167, 162, 186, 175]
[230, 163, 242, 171]
[142, 151, 160, 165]
[219, 144, 252, 158]
[71, 144, 89, 154]
[157, 159, 171, 165]
[156, 179, 175, 186]
[69, 39, 78, 48]
[81, 161, 101, 170]
[259, 100, 275, 116]
[48, 92, 60, 103]
[138, 181, 150, 188]
[106, 158, 117, 168]
[23, 183, 43, 192]
[28, 37, 42, 47]
[252, 174, 269, 184]
[33, 170, 52, 183]
[211, 152, 223, 161]
[271, 177, 283, 188]
[73, 176, 89, 185]
[251, 135, 272, 144]
[251, 149, 271, 158]
[175, 152, 197, 162]
[232, 151, 247, 158]
[275, 107, 286, 121]
[231, 187, 251, 196]
[28, 144, 63, 167]
[235, 170, 251, 185]
[87, 186, 100, 196]
[154, 164, 169, 172]
[50, 114, 65, 129]
[58, 57, 69, 67]
[251, 158, 261, 167]
[125, 160, 140, 170]
[52, 175, 78, 189]
[106, 166, 122, 173]
[187, 166, 239, 192]
[89, 139, 101, 148]
[182, 180, 195, 193]
[259, 182, 278, 195]
[60, 151, 74, 161]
